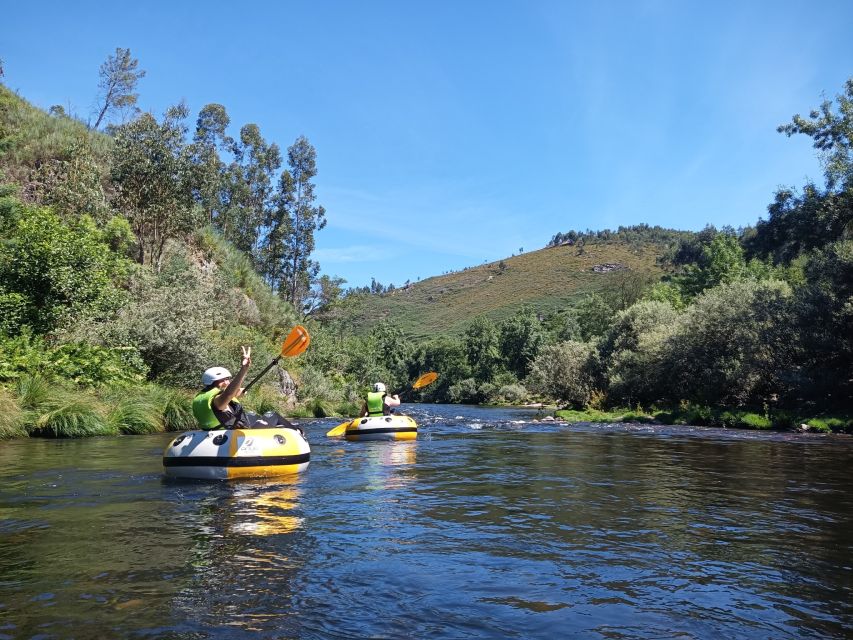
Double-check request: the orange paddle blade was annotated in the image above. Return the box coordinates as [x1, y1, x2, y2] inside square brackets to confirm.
[281, 325, 310, 357]
[412, 372, 438, 390]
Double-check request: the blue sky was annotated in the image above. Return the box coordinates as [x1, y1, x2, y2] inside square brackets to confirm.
[4, 1, 852, 288]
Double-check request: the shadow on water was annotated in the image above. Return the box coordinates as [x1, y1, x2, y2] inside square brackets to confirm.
[0, 405, 851, 638]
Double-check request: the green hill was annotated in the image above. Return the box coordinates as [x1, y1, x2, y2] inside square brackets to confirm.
[344, 239, 669, 340]
[0, 84, 111, 184]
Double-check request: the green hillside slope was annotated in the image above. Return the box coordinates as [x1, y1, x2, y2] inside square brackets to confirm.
[0, 85, 111, 183]
[346, 241, 666, 339]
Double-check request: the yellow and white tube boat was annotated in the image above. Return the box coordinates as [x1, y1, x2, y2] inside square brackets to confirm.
[163, 427, 310, 480]
[343, 415, 418, 441]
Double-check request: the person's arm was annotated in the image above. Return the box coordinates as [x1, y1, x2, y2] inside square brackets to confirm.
[386, 394, 401, 408]
[213, 346, 251, 410]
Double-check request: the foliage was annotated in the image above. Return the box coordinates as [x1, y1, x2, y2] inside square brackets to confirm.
[665, 280, 796, 407]
[24, 136, 110, 223]
[793, 240, 853, 406]
[527, 341, 599, 408]
[599, 300, 678, 364]
[574, 293, 613, 341]
[463, 316, 501, 382]
[110, 105, 199, 270]
[495, 383, 528, 404]
[498, 306, 544, 379]
[0, 333, 147, 387]
[410, 336, 470, 402]
[0, 201, 128, 334]
[777, 77, 852, 190]
[68, 247, 226, 386]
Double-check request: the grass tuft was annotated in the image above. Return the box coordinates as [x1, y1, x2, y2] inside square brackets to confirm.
[27, 395, 113, 438]
[0, 388, 26, 438]
[106, 390, 164, 435]
[159, 387, 196, 432]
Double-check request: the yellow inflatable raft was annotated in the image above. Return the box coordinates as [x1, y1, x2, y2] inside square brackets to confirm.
[343, 415, 418, 441]
[163, 427, 310, 480]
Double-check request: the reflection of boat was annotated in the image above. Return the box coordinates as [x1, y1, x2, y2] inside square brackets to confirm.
[343, 415, 418, 441]
[162, 427, 310, 480]
[229, 481, 303, 536]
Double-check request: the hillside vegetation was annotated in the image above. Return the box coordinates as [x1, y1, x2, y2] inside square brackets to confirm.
[346, 242, 664, 339]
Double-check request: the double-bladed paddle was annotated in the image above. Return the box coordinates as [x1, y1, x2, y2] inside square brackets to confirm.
[325, 371, 438, 437]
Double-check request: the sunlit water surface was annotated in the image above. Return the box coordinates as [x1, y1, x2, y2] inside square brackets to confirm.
[1, 404, 851, 639]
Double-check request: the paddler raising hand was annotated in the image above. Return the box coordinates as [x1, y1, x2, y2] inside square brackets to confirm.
[192, 346, 252, 430]
[192, 346, 299, 431]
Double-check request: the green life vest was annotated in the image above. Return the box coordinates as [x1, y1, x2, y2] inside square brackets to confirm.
[366, 391, 386, 417]
[193, 387, 222, 430]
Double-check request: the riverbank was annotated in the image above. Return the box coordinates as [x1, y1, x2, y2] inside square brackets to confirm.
[553, 405, 853, 434]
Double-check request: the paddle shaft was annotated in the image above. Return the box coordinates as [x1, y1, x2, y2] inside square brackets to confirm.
[242, 356, 281, 394]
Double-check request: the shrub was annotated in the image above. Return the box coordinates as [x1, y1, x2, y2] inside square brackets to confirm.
[0, 202, 128, 334]
[497, 383, 528, 404]
[527, 341, 599, 408]
[448, 378, 480, 404]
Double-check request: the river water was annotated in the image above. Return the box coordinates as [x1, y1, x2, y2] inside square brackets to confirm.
[1, 404, 851, 639]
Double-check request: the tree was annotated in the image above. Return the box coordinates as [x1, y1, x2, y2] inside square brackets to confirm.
[410, 336, 470, 402]
[749, 78, 853, 262]
[527, 341, 599, 408]
[303, 274, 346, 319]
[463, 316, 501, 382]
[110, 105, 198, 271]
[189, 104, 232, 226]
[222, 124, 281, 258]
[369, 320, 412, 390]
[666, 280, 796, 407]
[92, 48, 145, 130]
[575, 293, 613, 341]
[264, 136, 327, 307]
[778, 78, 852, 190]
[498, 306, 544, 378]
[794, 240, 853, 406]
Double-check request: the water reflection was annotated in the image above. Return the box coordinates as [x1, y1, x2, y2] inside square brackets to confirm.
[228, 479, 304, 537]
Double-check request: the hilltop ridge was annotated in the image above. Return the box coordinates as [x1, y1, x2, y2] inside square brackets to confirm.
[343, 238, 669, 339]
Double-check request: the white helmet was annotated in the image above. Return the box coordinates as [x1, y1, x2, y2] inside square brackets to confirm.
[202, 367, 232, 386]
[373, 382, 386, 393]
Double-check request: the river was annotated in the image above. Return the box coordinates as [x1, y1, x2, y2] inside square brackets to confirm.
[1, 404, 851, 639]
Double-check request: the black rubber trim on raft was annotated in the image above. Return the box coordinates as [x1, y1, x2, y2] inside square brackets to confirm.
[163, 453, 310, 467]
[346, 427, 417, 435]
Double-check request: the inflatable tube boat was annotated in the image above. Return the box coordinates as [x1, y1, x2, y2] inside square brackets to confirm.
[343, 415, 418, 441]
[163, 427, 310, 480]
